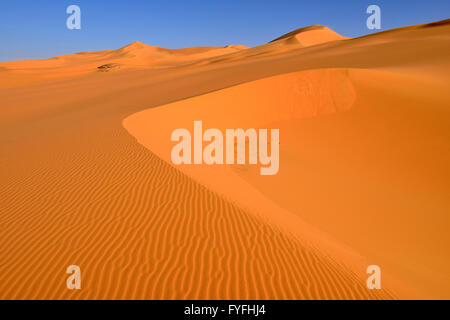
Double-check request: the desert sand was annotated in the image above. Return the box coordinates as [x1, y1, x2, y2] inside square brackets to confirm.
[1, 20, 449, 299]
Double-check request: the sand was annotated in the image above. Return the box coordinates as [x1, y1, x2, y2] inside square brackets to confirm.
[1, 19, 449, 299]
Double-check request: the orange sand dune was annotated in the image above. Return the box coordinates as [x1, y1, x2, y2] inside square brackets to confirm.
[1, 19, 450, 299]
[0, 41, 248, 84]
[271, 24, 348, 46]
[124, 20, 450, 299]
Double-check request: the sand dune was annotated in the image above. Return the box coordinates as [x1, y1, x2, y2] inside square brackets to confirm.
[271, 24, 348, 46]
[0, 40, 248, 83]
[1, 20, 449, 299]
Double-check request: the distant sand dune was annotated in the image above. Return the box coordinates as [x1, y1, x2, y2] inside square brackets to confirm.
[0, 41, 249, 79]
[271, 24, 348, 47]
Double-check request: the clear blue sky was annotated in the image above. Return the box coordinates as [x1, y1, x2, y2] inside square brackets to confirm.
[0, 0, 449, 62]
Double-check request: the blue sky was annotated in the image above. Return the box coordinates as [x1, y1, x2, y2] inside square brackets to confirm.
[0, 0, 449, 62]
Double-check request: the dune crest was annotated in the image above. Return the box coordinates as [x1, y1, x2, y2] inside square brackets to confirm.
[271, 24, 348, 47]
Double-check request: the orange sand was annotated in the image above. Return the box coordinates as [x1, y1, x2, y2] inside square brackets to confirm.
[1, 20, 450, 299]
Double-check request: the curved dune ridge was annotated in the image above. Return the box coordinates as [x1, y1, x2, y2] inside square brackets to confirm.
[123, 68, 406, 299]
[123, 68, 358, 215]
[1, 20, 450, 299]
